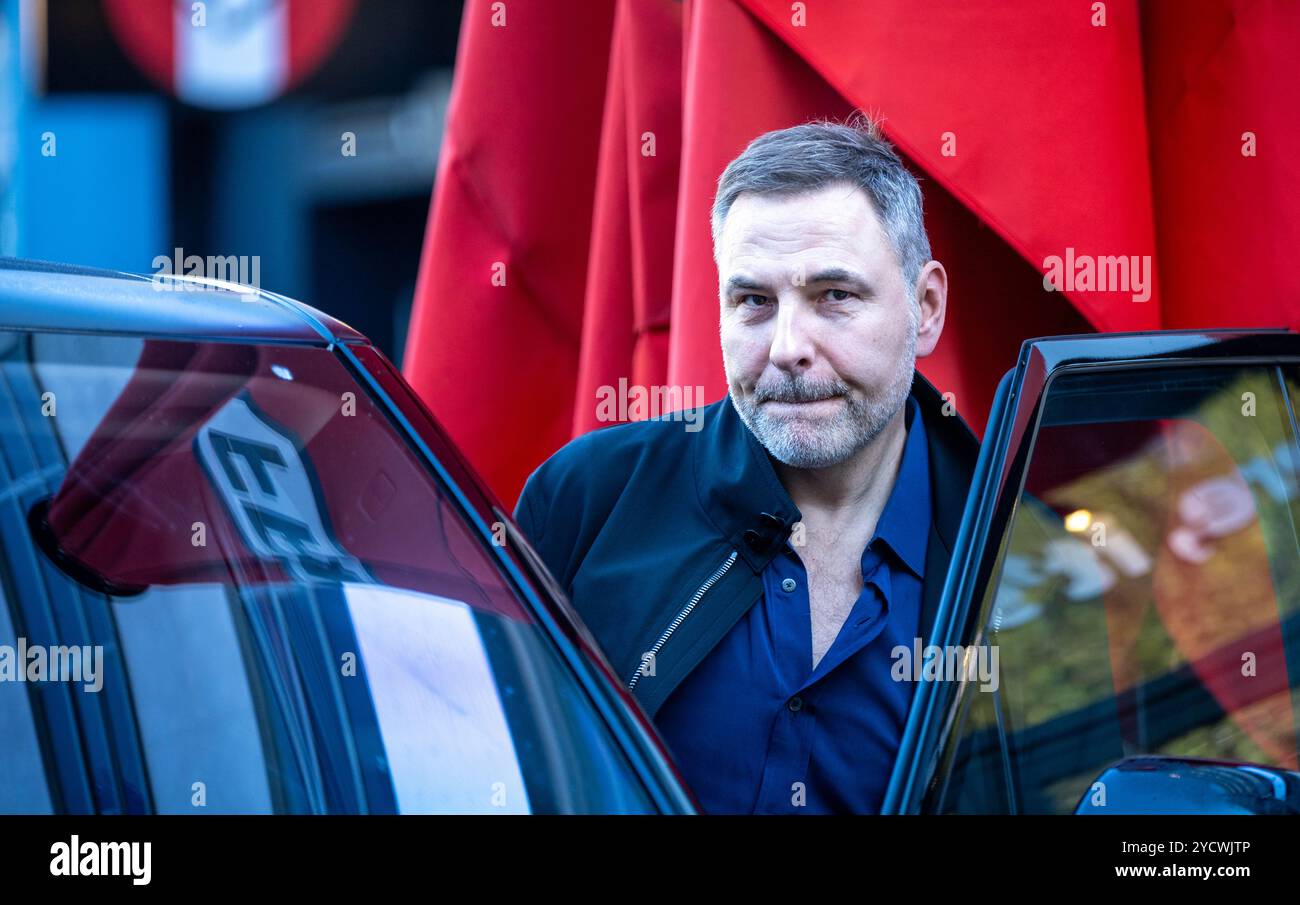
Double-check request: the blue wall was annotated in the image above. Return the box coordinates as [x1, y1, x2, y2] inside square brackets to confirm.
[20, 96, 167, 274]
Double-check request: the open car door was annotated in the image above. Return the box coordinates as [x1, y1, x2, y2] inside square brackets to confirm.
[886, 330, 1300, 814]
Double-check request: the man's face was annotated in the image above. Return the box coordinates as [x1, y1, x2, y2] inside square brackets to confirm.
[717, 180, 922, 469]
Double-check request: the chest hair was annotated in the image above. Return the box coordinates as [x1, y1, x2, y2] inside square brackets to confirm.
[800, 536, 869, 670]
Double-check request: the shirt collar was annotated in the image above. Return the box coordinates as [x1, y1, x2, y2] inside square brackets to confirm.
[866, 393, 931, 579]
[693, 394, 801, 574]
[693, 383, 933, 577]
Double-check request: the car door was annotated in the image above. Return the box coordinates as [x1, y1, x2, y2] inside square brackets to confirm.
[884, 330, 1300, 814]
[0, 309, 692, 814]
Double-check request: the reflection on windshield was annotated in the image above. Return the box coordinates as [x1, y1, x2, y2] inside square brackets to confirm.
[0, 330, 655, 813]
[344, 584, 531, 814]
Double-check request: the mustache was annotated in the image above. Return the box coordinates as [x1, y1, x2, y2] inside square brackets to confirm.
[753, 376, 851, 404]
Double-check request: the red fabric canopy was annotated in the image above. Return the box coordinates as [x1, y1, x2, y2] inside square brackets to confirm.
[404, 0, 1298, 509]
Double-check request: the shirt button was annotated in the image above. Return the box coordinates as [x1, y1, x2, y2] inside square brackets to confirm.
[781, 578, 797, 593]
[787, 696, 803, 712]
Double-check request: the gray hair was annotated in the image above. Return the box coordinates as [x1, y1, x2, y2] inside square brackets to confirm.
[710, 113, 932, 292]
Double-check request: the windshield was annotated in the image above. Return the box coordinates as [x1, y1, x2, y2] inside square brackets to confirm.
[0, 330, 654, 813]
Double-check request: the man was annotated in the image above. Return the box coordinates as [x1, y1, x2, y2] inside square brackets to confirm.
[514, 115, 979, 813]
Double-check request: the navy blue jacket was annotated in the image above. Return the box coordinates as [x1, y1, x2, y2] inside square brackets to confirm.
[513, 372, 980, 719]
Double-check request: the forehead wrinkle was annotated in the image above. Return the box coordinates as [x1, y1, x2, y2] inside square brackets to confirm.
[718, 186, 898, 287]
[725, 215, 887, 265]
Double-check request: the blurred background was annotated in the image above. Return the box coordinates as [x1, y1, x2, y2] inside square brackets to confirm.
[0, 0, 462, 362]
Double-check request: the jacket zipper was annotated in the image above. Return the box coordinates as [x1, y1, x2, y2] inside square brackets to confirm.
[627, 550, 738, 691]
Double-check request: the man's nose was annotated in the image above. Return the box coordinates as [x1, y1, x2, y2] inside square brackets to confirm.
[768, 298, 816, 372]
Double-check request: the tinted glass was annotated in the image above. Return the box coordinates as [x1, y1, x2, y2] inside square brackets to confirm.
[931, 365, 1300, 813]
[0, 330, 653, 813]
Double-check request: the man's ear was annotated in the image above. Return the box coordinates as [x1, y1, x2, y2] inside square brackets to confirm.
[914, 260, 947, 359]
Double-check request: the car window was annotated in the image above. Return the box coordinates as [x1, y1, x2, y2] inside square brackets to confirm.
[930, 364, 1300, 813]
[0, 329, 656, 813]
[0, 578, 55, 813]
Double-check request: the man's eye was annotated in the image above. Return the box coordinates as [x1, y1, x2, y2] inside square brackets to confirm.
[739, 294, 769, 307]
[824, 288, 856, 302]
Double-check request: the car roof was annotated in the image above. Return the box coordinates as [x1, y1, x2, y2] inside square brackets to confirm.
[0, 257, 367, 345]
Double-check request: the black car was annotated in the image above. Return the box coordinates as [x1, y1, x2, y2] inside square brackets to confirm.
[0, 259, 691, 815]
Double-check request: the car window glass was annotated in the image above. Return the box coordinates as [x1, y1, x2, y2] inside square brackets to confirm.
[931, 365, 1300, 813]
[0, 578, 55, 813]
[110, 584, 275, 813]
[0, 330, 655, 813]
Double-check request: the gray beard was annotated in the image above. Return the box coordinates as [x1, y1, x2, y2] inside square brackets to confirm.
[728, 335, 917, 470]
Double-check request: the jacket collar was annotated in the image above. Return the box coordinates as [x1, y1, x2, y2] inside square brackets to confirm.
[910, 370, 980, 555]
[693, 391, 799, 574]
[869, 393, 930, 579]
[692, 371, 980, 580]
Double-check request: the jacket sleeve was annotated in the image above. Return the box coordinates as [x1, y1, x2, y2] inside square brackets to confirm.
[513, 451, 587, 593]
[510, 427, 631, 597]
[513, 466, 550, 551]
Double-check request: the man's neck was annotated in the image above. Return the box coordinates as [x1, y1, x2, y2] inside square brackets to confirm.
[774, 405, 909, 542]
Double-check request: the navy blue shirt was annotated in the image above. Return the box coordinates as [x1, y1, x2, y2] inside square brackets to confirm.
[655, 394, 931, 814]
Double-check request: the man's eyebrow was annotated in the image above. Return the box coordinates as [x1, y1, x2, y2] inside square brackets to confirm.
[724, 274, 769, 294]
[806, 267, 872, 291]
[723, 268, 873, 294]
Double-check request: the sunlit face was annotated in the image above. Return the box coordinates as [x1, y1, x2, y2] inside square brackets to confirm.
[717, 181, 922, 469]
